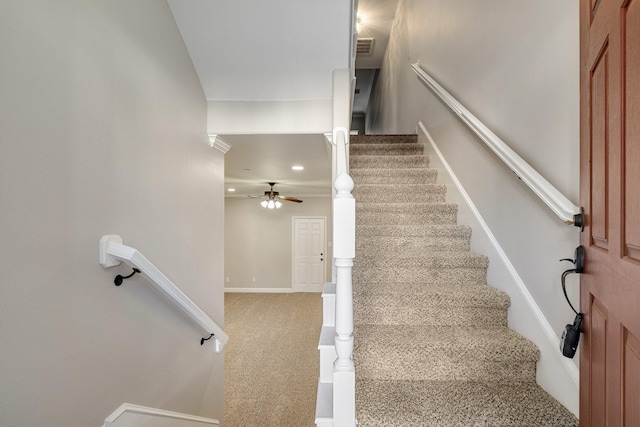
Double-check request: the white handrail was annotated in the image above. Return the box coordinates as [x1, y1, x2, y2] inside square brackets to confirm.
[99, 235, 229, 352]
[103, 403, 219, 426]
[411, 62, 582, 226]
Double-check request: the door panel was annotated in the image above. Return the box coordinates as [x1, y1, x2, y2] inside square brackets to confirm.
[625, 0, 640, 261]
[590, 46, 610, 250]
[293, 217, 325, 292]
[581, 0, 640, 425]
[624, 329, 640, 425]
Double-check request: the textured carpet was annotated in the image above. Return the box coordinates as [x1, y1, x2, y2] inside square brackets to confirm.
[224, 293, 321, 427]
[350, 134, 578, 427]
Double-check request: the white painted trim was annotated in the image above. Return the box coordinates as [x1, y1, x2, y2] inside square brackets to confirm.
[418, 122, 579, 415]
[99, 235, 228, 352]
[224, 287, 294, 293]
[103, 403, 219, 426]
[208, 134, 231, 153]
[412, 63, 580, 225]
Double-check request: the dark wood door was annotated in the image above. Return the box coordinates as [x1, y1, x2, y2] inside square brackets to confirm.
[580, 0, 640, 425]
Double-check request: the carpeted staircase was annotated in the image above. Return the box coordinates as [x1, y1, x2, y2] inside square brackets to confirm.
[349, 134, 578, 426]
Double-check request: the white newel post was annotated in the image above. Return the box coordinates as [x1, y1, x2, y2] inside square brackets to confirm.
[332, 127, 356, 427]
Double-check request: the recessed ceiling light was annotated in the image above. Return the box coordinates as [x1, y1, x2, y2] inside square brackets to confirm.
[292, 165, 304, 171]
[227, 188, 236, 192]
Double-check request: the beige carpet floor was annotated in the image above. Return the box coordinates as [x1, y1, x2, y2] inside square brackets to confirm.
[224, 293, 322, 427]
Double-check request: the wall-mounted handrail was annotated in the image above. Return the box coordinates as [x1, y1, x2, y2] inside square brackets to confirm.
[411, 62, 583, 227]
[103, 403, 219, 426]
[99, 235, 229, 352]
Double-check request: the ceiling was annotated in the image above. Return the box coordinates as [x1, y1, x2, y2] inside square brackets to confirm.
[168, 0, 399, 199]
[222, 134, 332, 199]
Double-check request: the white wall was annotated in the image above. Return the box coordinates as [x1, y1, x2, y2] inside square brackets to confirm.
[0, 1, 224, 425]
[368, 0, 581, 412]
[207, 100, 332, 135]
[225, 197, 332, 291]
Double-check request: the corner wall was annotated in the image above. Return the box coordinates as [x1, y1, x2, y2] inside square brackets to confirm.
[368, 0, 581, 414]
[0, 1, 224, 425]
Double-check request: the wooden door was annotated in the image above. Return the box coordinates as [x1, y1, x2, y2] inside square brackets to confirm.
[580, 0, 640, 425]
[293, 217, 325, 292]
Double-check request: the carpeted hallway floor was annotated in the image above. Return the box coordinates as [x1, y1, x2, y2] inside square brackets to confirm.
[224, 293, 322, 427]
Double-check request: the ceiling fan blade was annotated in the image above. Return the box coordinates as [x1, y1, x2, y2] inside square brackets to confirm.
[280, 196, 303, 203]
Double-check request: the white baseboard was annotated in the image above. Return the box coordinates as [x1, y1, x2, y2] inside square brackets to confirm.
[417, 121, 579, 416]
[224, 287, 294, 293]
[104, 403, 219, 427]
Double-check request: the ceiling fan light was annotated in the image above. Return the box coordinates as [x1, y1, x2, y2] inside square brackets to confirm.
[267, 200, 275, 209]
[260, 200, 268, 208]
[275, 200, 282, 208]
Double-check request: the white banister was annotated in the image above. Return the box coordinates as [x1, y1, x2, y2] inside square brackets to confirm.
[411, 62, 582, 226]
[99, 235, 229, 352]
[328, 68, 357, 427]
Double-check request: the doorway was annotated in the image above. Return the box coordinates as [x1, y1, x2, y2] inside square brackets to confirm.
[292, 216, 326, 292]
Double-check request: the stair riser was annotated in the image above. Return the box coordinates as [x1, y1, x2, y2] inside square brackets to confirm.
[351, 156, 429, 169]
[351, 169, 437, 184]
[355, 360, 536, 382]
[351, 145, 424, 156]
[356, 213, 457, 225]
[353, 293, 508, 310]
[355, 184, 446, 198]
[354, 306, 507, 327]
[355, 256, 487, 269]
[357, 211, 457, 225]
[357, 237, 470, 253]
[357, 202, 457, 214]
[353, 268, 487, 285]
[356, 192, 446, 204]
[351, 135, 418, 144]
[356, 225, 472, 238]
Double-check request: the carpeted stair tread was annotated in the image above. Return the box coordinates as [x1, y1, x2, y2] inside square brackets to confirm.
[357, 202, 459, 225]
[349, 133, 577, 426]
[357, 223, 471, 238]
[351, 143, 424, 156]
[351, 134, 418, 144]
[355, 184, 447, 203]
[357, 234, 470, 252]
[354, 282, 509, 307]
[356, 379, 578, 427]
[350, 167, 437, 184]
[355, 325, 538, 362]
[354, 326, 538, 382]
[353, 267, 487, 285]
[353, 284, 510, 326]
[355, 251, 488, 269]
[356, 212, 458, 225]
[350, 154, 429, 169]
[354, 299, 506, 327]
[356, 224, 472, 252]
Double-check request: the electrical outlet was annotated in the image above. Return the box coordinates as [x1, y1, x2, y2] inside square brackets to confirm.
[252, 277, 256, 282]
[225, 277, 230, 283]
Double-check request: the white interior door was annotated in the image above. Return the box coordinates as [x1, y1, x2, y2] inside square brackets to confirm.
[293, 217, 325, 292]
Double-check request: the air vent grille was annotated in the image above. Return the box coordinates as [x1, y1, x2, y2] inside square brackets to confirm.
[356, 38, 374, 55]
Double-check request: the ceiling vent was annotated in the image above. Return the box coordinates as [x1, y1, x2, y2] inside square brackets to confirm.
[356, 38, 374, 55]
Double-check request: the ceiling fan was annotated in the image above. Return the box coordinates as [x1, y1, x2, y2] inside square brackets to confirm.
[250, 182, 303, 209]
